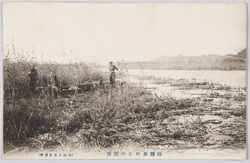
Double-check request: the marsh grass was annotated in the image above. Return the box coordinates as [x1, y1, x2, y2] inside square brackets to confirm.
[3, 47, 247, 154]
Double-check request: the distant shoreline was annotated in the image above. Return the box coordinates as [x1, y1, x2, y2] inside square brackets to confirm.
[123, 68, 247, 71]
[101, 65, 246, 71]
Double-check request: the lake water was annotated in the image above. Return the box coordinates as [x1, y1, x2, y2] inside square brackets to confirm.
[126, 69, 246, 88]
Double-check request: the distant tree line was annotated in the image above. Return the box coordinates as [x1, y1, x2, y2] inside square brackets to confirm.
[125, 49, 246, 70]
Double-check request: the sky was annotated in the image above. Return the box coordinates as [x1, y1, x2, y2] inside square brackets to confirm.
[3, 3, 247, 64]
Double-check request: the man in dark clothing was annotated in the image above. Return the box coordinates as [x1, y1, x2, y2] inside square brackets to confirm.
[50, 74, 60, 98]
[28, 65, 38, 95]
[109, 62, 118, 85]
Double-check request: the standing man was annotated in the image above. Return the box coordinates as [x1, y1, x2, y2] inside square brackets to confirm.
[28, 64, 38, 95]
[109, 61, 118, 85]
[50, 69, 60, 98]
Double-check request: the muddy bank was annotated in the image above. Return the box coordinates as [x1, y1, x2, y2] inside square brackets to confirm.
[127, 75, 246, 150]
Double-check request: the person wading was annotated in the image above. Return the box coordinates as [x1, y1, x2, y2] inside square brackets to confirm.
[109, 61, 118, 85]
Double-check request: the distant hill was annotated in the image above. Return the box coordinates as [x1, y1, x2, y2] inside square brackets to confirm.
[235, 48, 247, 59]
[124, 48, 247, 70]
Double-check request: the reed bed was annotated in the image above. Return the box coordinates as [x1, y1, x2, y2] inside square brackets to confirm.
[3, 48, 246, 154]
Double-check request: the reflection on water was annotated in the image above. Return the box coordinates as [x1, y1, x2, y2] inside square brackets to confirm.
[127, 69, 246, 87]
